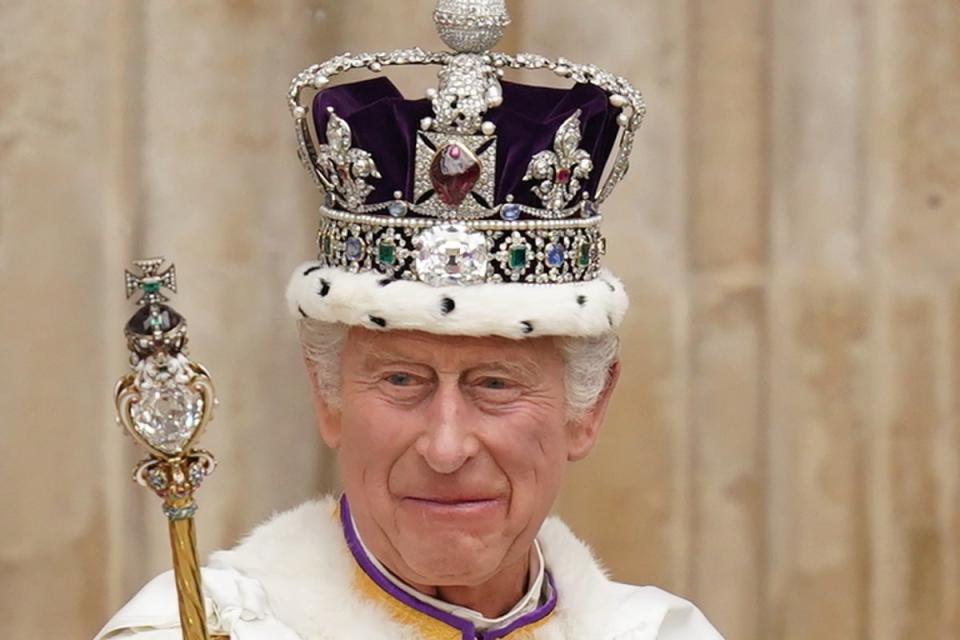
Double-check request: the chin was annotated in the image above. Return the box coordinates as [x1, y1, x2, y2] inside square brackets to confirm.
[399, 536, 503, 586]
[394, 510, 507, 582]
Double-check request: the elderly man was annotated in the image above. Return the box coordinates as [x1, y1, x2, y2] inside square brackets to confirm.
[96, 2, 723, 639]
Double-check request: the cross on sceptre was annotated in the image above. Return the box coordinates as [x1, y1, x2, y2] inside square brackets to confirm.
[125, 257, 178, 305]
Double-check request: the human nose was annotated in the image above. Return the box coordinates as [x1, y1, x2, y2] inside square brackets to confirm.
[414, 381, 480, 474]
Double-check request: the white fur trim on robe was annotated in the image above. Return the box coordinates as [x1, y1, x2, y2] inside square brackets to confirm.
[95, 497, 724, 640]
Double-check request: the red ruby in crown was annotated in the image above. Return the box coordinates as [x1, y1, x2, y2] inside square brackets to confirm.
[556, 168, 572, 184]
[430, 143, 481, 206]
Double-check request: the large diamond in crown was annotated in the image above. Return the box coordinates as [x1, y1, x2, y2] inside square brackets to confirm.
[415, 224, 489, 286]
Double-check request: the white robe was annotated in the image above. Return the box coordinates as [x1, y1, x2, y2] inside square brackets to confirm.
[95, 497, 723, 640]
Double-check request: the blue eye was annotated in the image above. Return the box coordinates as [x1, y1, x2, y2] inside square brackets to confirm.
[480, 378, 508, 390]
[386, 373, 415, 386]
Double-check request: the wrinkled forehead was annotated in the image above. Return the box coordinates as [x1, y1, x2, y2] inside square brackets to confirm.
[344, 327, 564, 375]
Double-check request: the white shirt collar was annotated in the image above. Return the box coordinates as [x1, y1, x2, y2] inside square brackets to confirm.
[351, 514, 547, 632]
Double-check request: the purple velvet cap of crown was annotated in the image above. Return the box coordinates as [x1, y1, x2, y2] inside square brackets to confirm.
[312, 77, 621, 209]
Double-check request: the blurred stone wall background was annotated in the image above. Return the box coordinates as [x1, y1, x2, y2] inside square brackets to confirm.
[1, 1, 958, 638]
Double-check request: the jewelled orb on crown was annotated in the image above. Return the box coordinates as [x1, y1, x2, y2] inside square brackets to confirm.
[285, 0, 646, 339]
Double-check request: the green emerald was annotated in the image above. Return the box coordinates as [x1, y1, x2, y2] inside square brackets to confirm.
[142, 281, 161, 294]
[378, 241, 396, 265]
[509, 245, 528, 269]
[578, 242, 591, 266]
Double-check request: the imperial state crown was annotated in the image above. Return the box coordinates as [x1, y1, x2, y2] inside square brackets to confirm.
[286, 0, 645, 339]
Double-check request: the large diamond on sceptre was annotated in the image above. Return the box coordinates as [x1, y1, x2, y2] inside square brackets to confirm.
[114, 257, 217, 640]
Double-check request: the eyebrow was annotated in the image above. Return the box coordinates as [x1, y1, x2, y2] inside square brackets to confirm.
[467, 360, 542, 380]
[360, 350, 542, 380]
[360, 349, 426, 370]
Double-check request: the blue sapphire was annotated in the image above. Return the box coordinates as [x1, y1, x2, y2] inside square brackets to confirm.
[387, 201, 408, 218]
[345, 238, 363, 261]
[583, 201, 599, 218]
[500, 204, 521, 221]
[546, 244, 566, 267]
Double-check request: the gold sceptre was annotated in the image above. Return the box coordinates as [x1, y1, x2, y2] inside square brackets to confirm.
[114, 258, 217, 640]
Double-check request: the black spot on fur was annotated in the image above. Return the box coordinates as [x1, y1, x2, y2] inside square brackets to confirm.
[369, 315, 387, 328]
[602, 280, 616, 293]
[521, 321, 534, 334]
[297, 305, 308, 319]
[607, 314, 614, 327]
[318, 279, 331, 297]
[441, 297, 456, 315]
[377, 277, 396, 287]
[303, 265, 323, 277]
[577, 295, 587, 306]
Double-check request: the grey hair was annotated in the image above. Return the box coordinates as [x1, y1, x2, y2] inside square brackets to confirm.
[299, 320, 350, 410]
[297, 320, 618, 417]
[557, 332, 620, 416]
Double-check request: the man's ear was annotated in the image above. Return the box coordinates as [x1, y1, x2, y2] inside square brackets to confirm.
[567, 360, 621, 461]
[304, 355, 342, 449]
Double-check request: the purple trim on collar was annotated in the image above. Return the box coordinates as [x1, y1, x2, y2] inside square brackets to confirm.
[338, 495, 558, 640]
[480, 571, 558, 640]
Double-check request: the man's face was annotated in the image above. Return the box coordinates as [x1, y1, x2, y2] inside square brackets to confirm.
[311, 328, 606, 590]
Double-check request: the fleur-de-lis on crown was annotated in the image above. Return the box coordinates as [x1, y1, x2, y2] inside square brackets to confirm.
[317, 108, 382, 209]
[523, 110, 594, 211]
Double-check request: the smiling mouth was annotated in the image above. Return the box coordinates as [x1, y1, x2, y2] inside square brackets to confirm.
[401, 495, 508, 514]
[405, 496, 501, 505]
[399, 496, 507, 523]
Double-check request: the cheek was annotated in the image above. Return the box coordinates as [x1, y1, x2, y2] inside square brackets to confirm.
[337, 395, 421, 485]
[483, 407, 569, 486]
[479, 410, 568, 543]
